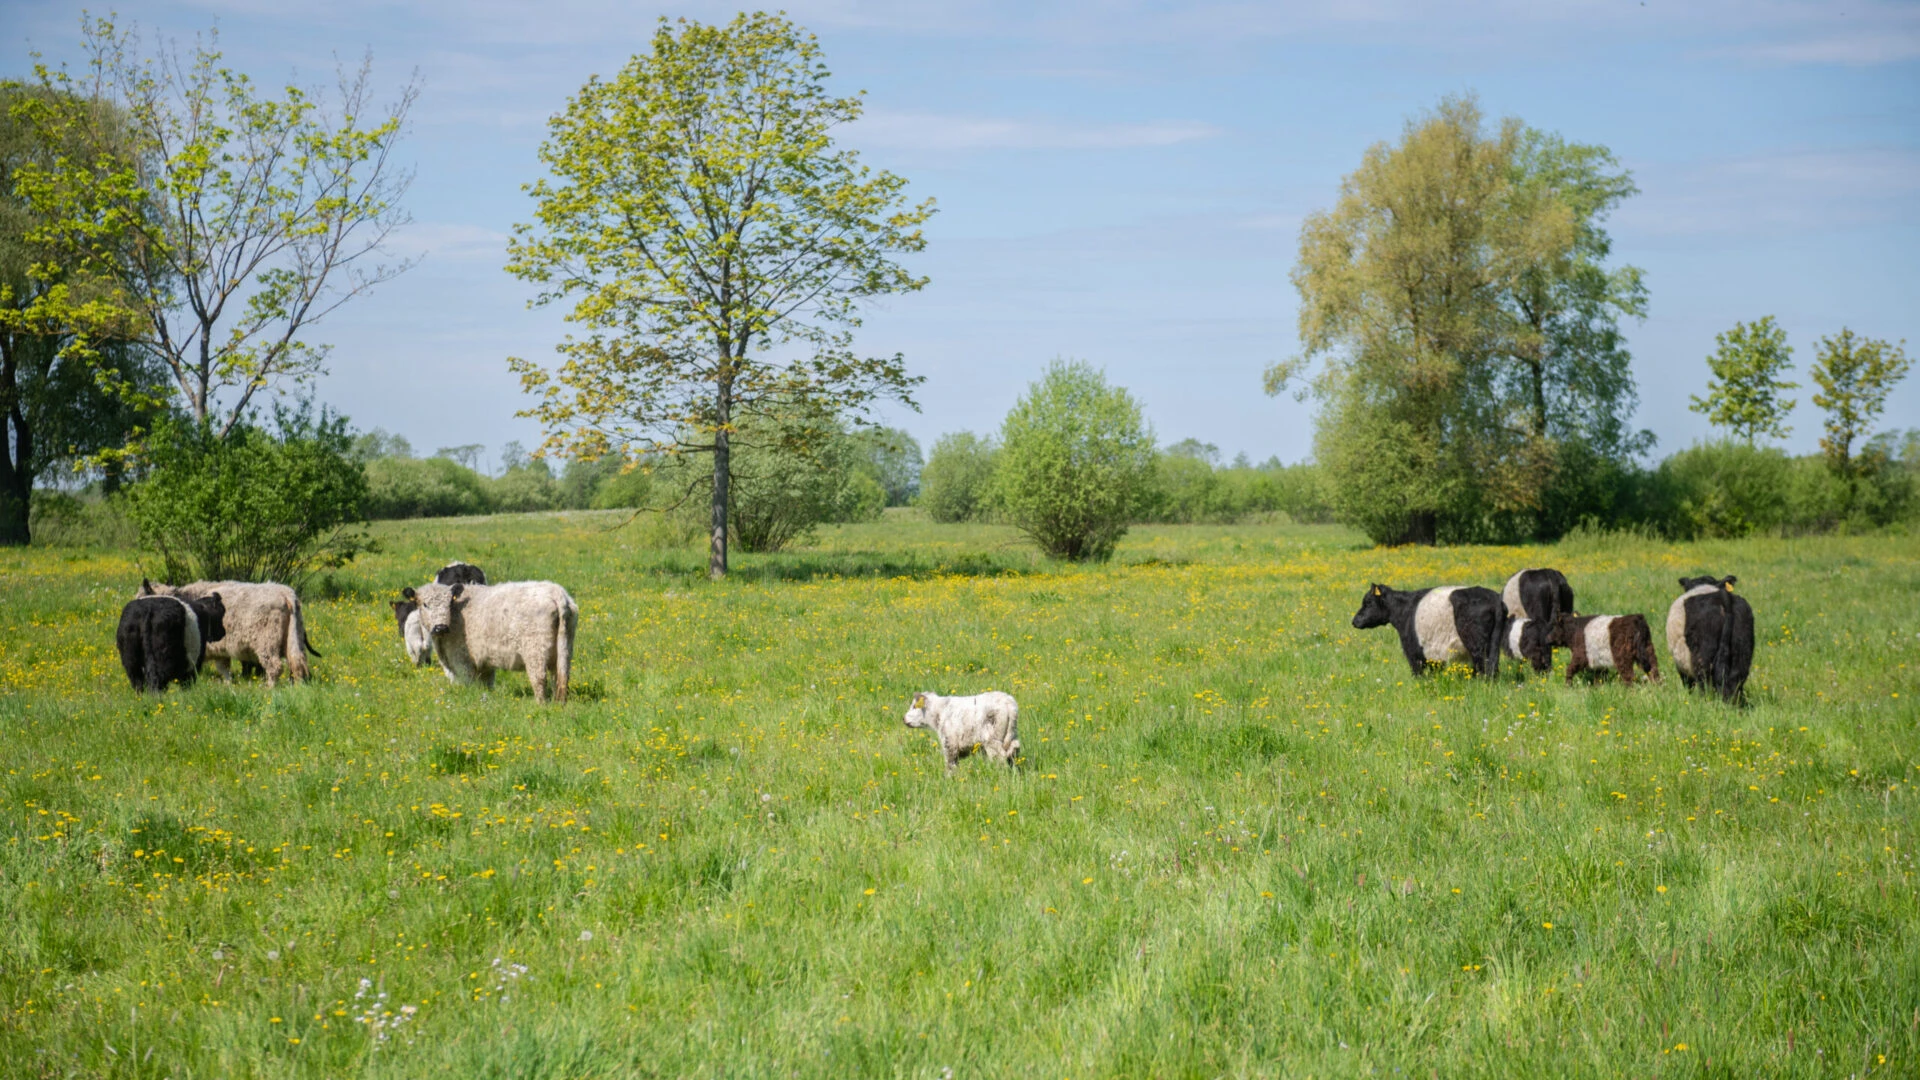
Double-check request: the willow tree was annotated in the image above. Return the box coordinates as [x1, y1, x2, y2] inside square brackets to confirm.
[1269, 96, 1647, 544]
[507, 12, 934, 578]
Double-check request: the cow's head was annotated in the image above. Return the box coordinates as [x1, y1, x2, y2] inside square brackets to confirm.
[192, 592, 227, 644]
[1680, 574, 1737, 591]
[391, 598, 432, 666]
[1351, 584, 1393, 629]
[1546, 612, 1580, 648]
[904, 692, 934, 729]
[402, 583, 464, 638]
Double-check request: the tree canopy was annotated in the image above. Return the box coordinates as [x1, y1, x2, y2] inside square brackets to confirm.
[506, 12, 934, 578]
[1272, 96, 1648, 544]
[1691, 316, 1798, 445]
[13, 16, 415, 438]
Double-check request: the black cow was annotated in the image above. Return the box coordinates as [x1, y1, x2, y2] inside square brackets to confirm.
[116, 593, 227, 693]
[1351, 584, 1504, 677]
[435, 562, 487, 586]
[1503, 568, 1574, 623]
[1666, 575, 1754, 704]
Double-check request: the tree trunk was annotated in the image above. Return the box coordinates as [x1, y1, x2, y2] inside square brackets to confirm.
[1394, 510, 1437, 546]
[709, 367, 732, 580]
[0, 408, 32, 547]
[0, 342, 29, 546]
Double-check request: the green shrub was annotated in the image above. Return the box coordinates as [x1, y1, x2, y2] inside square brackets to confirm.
[124, 407, 371, 584]
[363, 456, 490, 520]
[27, 490, 139, 548]
[489, 459, 561, 514]
[919, 431, 998, 523]
[994, 359, 1156, 561]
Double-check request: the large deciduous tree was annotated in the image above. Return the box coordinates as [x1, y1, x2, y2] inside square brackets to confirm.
[14, 16, 416, 438]
[1690, 316, 1798, 446]
[506, 12, 934, 579]
[1, 81, 167, 545]
[1269, 96, 1648, 544]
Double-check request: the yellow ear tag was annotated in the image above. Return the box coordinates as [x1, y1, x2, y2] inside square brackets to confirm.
[912, 694, 926, 709]
[1373, 586, 1382, 596]
[1723, 582, 1732, 591]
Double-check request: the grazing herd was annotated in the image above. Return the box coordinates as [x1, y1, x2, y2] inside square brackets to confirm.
[1352, 568, 1756, 703]
[109, 554, 1758, 776]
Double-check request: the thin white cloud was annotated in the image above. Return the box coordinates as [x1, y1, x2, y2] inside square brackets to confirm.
[856, 110, 1222, 151]
[1618, 147, 1920, 238]
[383, 221, 513, 264]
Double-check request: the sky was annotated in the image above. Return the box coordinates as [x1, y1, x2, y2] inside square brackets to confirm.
[10, 0, 1919, 470]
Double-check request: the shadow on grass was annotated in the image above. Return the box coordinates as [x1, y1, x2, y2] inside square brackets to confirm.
[635, 548, 1046, 583]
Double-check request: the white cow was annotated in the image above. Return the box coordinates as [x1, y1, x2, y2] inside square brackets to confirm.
[403, 581, 578, 704]
[903, 691, 1022, 774]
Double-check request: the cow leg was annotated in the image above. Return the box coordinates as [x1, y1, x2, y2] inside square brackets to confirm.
[1398, 630, 1428, 677]
[261, 655, 283, 689]
[211, 656, 234, 684]
[1640, 640, 1661, 684]
[121, 639, 144, 691]
[480, 668, 495, 691]
[1565, 656, 1585, 686]
[528, 654, 550, 704]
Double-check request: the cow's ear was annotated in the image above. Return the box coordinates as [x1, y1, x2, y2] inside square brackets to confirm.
[912, 693, 927, 709]
[451, 583, 464, 598]
[401, 586, 415, 600]
[140, 577, 153, 595]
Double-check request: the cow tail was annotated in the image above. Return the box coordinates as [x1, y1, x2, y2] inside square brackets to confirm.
[554, 597, 577, 704]
[1490, 607, 1508, 678]
[286, 598, 313, 681]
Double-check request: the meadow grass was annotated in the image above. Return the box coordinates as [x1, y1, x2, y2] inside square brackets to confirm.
[1, 511, 1915, 1078]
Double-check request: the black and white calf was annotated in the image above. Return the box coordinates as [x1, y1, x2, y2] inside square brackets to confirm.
[116, 593, 227, 693]
[1666, 575, 1755, 704]
[1548, 613, 1660, 685]
[1501, 568, 1574, 674]
[1351, 584, 1505, 677]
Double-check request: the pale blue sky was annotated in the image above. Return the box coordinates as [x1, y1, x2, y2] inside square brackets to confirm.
[12, 1, 1919, 468]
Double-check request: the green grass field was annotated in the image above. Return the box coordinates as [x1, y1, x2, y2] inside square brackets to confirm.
[2, 512, 1915, 1078]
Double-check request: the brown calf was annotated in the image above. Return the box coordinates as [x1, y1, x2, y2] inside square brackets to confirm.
[1548, 613, 1660, 685]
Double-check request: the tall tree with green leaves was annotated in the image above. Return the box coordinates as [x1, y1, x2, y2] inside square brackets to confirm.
[1271, 96, 1648, 544]
[14, 16, 416, 438]
[506, 12, 934, 579]
[0, 81, 168, 545]
[1690, 316, 1798, 445]
[1808, 328, 1911, 479]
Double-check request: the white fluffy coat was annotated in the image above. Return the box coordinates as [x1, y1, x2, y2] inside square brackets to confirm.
[410, 581, 578, 704]
[140, 580, 310, 686]
[904, 691, 1022, 774]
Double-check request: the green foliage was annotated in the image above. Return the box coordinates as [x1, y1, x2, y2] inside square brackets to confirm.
[14, 17, 416, 435]
[2, 516, 1916, 1076]
[1281, 96, 1648, 545]
[124, 406, 371, 583]
[350, 428, 414, 462]
[848, 426, 922, 507]
[723, 413, 887, 553]
[1691, 316, 1798, 444]
[504, 11, 933, 577]
[1640, 438, 1915, 540]
[1, 81, 169, 545]
[1138, 452, 1336, 525]
[918, 431, 998, 523]
[994, 359, 1156, 561]
[1809, 328, 1911, 479]
[363, 457, 490, 520]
